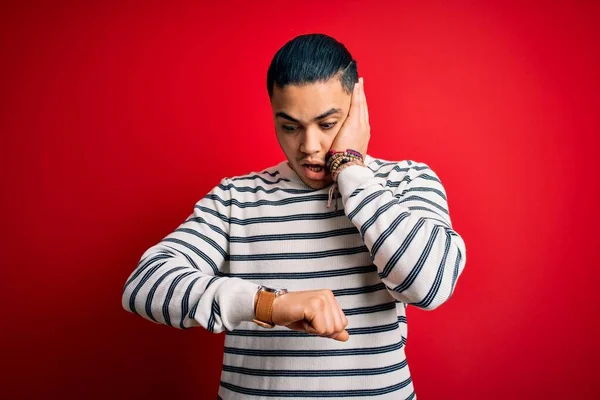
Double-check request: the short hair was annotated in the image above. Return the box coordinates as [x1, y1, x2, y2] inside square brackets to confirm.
[266, 33, 358, 98]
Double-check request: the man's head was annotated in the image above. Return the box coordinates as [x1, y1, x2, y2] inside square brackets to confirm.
[267, 34, 358, 189]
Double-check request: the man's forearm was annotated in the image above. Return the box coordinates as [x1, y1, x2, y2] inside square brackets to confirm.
[337, 162, 467, 309]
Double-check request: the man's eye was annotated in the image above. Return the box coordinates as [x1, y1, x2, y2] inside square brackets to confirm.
[320, 122, 337, 130]
[282, 125, 298, 132]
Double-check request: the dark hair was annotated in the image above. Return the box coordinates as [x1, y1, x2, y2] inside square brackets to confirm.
[266, 33, 358, 98]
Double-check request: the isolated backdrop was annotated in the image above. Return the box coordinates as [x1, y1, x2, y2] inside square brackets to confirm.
[2, 1, 599, 399]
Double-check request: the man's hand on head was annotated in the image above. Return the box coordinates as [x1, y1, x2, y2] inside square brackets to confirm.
[330, 77, 371, 157]
[271, 289, 350, 342]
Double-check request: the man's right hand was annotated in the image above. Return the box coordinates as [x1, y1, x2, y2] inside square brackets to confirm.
[270, 289, 349, 342]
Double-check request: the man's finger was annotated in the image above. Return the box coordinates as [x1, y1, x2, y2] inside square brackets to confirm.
[320, 306, 334, 337]
[333, 329, 350, 342]
[362, 78, 369, 124]
[349, 80, 360, 120]
[285, 321, 305, 332]
[302, 321, 317, 334]
[307, 311, 329, 337]
[329, 303, 344, 335]
[336, 300, 348, 328]
[359, 77, 365, 124]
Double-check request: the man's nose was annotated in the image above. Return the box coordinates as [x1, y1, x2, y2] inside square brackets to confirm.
[299, 127, 321, 155]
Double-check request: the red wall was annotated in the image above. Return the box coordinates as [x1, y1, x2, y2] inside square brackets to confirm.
[2, 1, 599, 398]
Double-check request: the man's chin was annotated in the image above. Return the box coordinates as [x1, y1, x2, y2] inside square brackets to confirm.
[300, 175, 333, 190]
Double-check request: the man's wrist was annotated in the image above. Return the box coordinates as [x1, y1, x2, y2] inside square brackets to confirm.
[326, 149, 364, 179]
[252, 285, 288, 328]
[336, 164, 375, 199]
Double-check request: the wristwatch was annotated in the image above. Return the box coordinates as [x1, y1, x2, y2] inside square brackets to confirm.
[252, 285, 288, 328]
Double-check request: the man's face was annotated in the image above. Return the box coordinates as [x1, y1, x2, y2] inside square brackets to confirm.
[270, 78, 352, 189]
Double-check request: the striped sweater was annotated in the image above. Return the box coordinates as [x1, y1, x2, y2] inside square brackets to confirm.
[122, 155, 467, 399]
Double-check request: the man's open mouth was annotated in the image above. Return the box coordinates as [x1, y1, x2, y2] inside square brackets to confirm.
[305, 164, 324, 172]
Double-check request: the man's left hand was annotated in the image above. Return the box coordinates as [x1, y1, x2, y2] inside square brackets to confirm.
[330, 77, 370, 157]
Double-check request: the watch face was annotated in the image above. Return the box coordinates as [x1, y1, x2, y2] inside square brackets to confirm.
[260, 285, 287, 295]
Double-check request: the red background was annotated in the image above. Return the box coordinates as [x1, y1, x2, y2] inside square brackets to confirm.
[2, 1, 599, 399]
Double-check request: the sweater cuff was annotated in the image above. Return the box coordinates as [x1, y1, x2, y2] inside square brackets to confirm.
[337, 164, 376, 200]
[217, 278, 259, 328]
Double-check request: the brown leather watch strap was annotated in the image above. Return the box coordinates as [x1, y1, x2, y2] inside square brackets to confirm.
[253, 290, 276, 328]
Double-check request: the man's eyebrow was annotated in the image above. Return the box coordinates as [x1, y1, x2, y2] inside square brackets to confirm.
[313, 108, 342, 121]
[275, 112, 301, 123]
[275, 108, 342, 124]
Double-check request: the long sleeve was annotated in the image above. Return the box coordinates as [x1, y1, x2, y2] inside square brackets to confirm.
[122, 178, 259, 332]
[337, 160, 467, 310]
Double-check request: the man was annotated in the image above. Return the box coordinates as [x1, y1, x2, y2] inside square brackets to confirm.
[122, 33, 466, 399]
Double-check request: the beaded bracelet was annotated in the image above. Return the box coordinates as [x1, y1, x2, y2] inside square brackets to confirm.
[329, 154, 362, 172]
[326, 149, 364, 172]
[328, 155, 363, 174]
[326, 148, 363, 162]
[326, 149, 362, 165]
[326, 149, 365, 182]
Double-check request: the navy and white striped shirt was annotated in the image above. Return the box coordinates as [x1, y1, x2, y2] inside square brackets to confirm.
[122, 155, 467, 399]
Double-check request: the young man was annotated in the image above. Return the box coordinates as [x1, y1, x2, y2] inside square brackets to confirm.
[122, 33, 466, 399]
